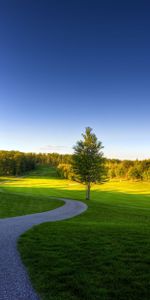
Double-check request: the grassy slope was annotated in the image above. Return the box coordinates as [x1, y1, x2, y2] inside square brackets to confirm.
[1, 166, 150, 299]
[0, 167, 63, 218]
[0, 192, 63, 218]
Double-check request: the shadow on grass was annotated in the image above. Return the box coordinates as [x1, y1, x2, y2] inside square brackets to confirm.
[24, 166, 60, 180]
[2, 185, 150, 226]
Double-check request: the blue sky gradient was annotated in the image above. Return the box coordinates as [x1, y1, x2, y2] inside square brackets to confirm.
[0, 0, 150, 159]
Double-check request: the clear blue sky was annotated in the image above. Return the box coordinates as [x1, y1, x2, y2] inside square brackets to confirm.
[0, 0, 150, 159]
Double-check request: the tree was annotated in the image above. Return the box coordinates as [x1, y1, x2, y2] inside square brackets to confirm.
[127, 166, 143, 180]
[72, 127, 104, 200]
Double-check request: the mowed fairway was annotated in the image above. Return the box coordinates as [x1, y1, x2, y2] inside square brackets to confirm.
[0, 169, 64, 218]
[1, 166, 150, 300]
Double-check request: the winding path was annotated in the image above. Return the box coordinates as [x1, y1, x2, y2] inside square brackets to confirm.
[0, 198, 87, 300]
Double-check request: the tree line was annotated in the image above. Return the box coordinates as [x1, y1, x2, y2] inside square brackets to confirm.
[106, 158, 150, 181]
[0, 151, 71, 176]
[0, 150, 150, 181]
[57, 158, 150, 181]
[0, 151, 37, 176]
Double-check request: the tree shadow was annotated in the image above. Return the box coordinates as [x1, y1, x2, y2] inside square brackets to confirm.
[1, 184, 150, 232]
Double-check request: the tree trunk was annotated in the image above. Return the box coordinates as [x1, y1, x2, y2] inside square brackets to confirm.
[86, 181, 90, 200]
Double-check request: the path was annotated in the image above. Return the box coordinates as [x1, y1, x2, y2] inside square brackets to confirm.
[0, 198, 87, 300]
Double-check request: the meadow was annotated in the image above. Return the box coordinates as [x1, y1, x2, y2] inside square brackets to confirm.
[0, 166, 150, 299]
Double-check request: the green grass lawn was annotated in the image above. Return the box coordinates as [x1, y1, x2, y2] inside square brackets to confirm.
[1, 166, 150, 299]
[0, 192, 63, 218]
[0, 168, 63, 217]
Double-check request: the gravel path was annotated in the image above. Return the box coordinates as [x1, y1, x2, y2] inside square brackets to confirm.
[0, 198, 87, 300]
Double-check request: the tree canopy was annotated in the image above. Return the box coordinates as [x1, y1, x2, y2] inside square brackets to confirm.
[72, 127, 105, 200]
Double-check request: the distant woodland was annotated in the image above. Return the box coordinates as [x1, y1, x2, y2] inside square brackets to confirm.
[0, 151, 150, 181]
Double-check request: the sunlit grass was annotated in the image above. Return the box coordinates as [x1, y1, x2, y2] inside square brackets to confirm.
[0, 167, 66, 218]
[1, 166, 150, 209]
[1, 165, 150, 195]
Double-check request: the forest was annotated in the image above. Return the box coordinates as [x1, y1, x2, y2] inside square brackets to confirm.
[0, 150, 150, 181]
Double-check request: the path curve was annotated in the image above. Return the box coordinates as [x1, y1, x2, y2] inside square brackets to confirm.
[0, 198, 87, 300]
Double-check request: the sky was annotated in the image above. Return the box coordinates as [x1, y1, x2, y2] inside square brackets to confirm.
[0, 0, 150, 159]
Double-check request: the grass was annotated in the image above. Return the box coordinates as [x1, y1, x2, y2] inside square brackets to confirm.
[0, 192, 63, 218]
[0, 167, 63, 218]
[1, 166, 150, 299]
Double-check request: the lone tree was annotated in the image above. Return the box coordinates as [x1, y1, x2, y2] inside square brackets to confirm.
[72, 127, 104, 200]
